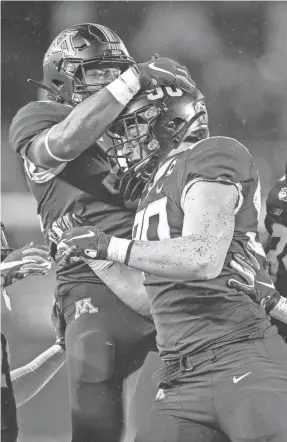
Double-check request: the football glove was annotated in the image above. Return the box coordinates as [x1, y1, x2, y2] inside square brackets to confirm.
[51, 300, 66, 351]
[57, 226, 112, 262]
[135, 57, 196, 93]
[47, 213, 93, 245]
[0, 242, 52, 288]
[227, 245, 287, 324]
[48, 213, 114, 270]
[115, 174, 146, 207]
[228, 246, 263, 303]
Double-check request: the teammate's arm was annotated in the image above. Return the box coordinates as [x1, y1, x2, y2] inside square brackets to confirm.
[88, 260, 151, 317]
[10, 345, 65, 408]
[26, 69, 140, 168]
[115, 181, 237, 279]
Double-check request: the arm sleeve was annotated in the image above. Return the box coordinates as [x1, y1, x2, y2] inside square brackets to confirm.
[180, 137, 252, 212]
[9, 101, 73, 183]
[11, 345, 65, 407]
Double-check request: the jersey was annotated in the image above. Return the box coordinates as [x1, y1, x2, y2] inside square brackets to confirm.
[9, 101, 135, 294]
[265, 175, 287, 296]
[132, 136, 273, 359]
[1, 333, 18, 440]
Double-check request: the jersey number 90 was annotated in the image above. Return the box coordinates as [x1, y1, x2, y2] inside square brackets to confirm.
[132, 197, 171, 240]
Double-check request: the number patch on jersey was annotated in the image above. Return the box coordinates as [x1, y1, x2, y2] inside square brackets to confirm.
[133, 197, 171, 240]
[146, 86, 183, 101]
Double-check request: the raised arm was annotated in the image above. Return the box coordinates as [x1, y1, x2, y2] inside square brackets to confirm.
[24, 69, 140, 168]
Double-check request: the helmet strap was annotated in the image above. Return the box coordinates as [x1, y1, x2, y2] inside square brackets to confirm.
[169, 110, 206, 150]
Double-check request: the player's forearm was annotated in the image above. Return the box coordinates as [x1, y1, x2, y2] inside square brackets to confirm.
[48, 89, 124, 161]
[34, 67, 141, 167]
[108, 236, 221, 280]
[88, 261, 151, 318]
[11, 345, 65, 407]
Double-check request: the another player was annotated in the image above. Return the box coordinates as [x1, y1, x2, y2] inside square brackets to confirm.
[1, 223, 65, 442]
[9, 23, 195, 442]
[264, 167, 287, 340]
[55, 86, 287, 442]
[265, 169, 287, 293]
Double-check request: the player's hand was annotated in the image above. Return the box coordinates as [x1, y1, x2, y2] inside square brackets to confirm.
[115, 174, 146, 207]
[0, 242, 52, 288]
[51, 300, 66, 351]
[47, 213, 93, 245]
[57, 226, 112, 263]
[227, 245, 276, 304]
[135, 57, 196, 93]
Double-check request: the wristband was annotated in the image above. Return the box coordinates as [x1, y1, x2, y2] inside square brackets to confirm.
[107, 237, 132, 264]
[124, 240, 135, 266]
[106, 67, 140, 106]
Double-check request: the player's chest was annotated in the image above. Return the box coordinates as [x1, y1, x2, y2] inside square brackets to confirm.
[133, 158, 184, 240]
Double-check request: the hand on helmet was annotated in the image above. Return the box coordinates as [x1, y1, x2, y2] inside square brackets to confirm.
[135, 57, 196, 93]
[0, 242, 52, 288]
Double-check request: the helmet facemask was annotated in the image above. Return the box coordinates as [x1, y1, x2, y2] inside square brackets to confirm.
[54, 58, 129, 105]
[107, 105, 162, 182]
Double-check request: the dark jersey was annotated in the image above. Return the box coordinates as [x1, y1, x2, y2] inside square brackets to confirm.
[265, 175, 287, 297]
[9, 101, 135, 294]
[133, 136, 272, 359]
[1, 334, 18, 440]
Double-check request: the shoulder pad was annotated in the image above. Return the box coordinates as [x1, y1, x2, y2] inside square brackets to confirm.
[183, 136, 252, 183]
[9, 101, 73, 153]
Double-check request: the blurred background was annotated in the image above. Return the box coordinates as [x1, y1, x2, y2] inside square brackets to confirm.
[1, 1, 287, 441]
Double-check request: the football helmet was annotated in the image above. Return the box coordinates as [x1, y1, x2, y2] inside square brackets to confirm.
[106, 85, 209, 181]
[38, 23, 135, 105]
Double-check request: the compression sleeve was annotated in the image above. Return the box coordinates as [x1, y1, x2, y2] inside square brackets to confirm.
[11, 344, 65, 407]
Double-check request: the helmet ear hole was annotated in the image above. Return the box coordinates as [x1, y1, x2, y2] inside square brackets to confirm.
[52, 79, 64, 90]
[165, 117, 184, 132]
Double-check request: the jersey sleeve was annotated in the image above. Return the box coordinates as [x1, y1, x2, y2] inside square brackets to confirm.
[265, 177, 287, 234]
[9, 101, 73, 153]
[9, 101, 73, 183]
[180, 137, 253, 211]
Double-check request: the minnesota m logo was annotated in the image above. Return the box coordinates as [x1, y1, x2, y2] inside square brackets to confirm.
[75, 298, 99, 319]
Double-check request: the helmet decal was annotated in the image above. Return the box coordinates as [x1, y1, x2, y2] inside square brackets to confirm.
[43, 30, 78, 65]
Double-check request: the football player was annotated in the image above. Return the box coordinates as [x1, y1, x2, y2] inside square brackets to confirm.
[54, 85, 287, 442]
[1, 223, 65, 442]
[8, 23, 195, 442]
[265, 170, 287, 293]
[264, 167, 287, 339]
